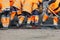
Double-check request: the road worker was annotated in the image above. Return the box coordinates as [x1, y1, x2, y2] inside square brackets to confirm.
[42, 0, 60, 28]
[32, 0, 42, 27]
[1, 0, 10, 29]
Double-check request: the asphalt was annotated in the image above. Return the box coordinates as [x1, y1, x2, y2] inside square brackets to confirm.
[0, 29, 60, 40]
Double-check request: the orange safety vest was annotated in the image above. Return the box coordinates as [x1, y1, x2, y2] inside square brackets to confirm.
[48, 0, 59, 14]
[13, 0, 25, 15]
[22, 0, 33, 14]
[2, 0, 10, 10]
[32, 0, 42, 10]
[0, 3, 2, 12]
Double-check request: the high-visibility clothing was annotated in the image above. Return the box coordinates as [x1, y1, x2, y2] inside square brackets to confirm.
[2, 0, 10, 10]
[32, 0, 42, 10]
[23, 0, 42, 14]
[10, 0, 17, 20]
[48, 0, 59, 13]
[13, 0, 25, 15]
[42, 0, 59, 25]
[22, 0, 33, 14]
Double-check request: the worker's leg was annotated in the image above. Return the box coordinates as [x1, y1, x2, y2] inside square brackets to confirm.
[53, 16, 58, 25]
[53, 16, 58, 29]
[31, 15, 35, 24]
[6, 16, 10, 27]
[1, 15, 6, 27]
[27, 16, 32, 24]
[32, 10, 40, 27]
[42, 14, 48, 23]
[10, 11, 16, 20]
[18, 15, 25, 25]
[35, 15, 39, 25]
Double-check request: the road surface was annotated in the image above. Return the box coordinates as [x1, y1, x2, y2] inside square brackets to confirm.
[0, 29, 60, 40]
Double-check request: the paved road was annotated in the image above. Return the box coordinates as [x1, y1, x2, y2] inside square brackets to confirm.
[0, 29, 60, 40]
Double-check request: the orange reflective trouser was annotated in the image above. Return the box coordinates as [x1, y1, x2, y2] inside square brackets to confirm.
[10, 11, 16, 20]
[53, 16, 58, 25]
[42, 14, 48, 22]
[1, 16, 10, 27]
